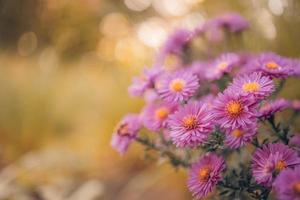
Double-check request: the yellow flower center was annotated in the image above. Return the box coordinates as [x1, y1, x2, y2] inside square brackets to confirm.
[169, 79, 185, 92]
[231, 129, 244, 138]
[275, 160, 286, 171]
[293, 181, 300, 194]
[155, 107, 169, 120]
[266, 61, 280, 70]
[217, 62, 228, 70]
[226, 101, 243, 117]
[182, 116, 198, 130]
[242, 82, 260, 93]
[198, 166, 211, 182]
[117, 123, 130, 136]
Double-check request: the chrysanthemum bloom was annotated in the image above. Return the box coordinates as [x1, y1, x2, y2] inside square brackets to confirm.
[156, 71, 199, 103]
[111, 114, 141, 155]
[141, 102, 177, 132]
[155, 29, 192, 67]
[212, 90, 258, 129]
[128, 67, 162, 97]
[251, 143, 300, 187]
[216, 12, 249, 33]
[168, 102, 213, 148]
[205, 53, 240, 80]
[273, 166, 300, 200]
[229, 72, 275, 100]
[187, 153, 226, 199]
[249, 53, 294, 78]
[259, 99, 290, 119]
[223, 124, 257, 149]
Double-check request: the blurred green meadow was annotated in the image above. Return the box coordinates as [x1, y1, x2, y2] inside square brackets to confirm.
[0, 0, 299, 199]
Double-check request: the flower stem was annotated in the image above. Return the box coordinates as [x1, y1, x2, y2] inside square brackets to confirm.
[135, 137, 190, 168]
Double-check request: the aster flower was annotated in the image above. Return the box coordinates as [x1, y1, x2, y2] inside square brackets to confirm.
[259, 99, 290, 119]
[289, 134, 300, 153]
[141, 101, 177, 132]
[128, 67, 162, 97]
[251, 143, 300, 187]
[194, 13, 249, 42]
[212, 89, 258, 129]
[229, 72, 275, 100]
[155, 29, 192, 67]
[111, 114, 141, 155]
[168, 102, 213, 148]
[223, 124, 257, 149]
[187, 153, 226, 199]
[291, 100, 300, 111]
[216, 12, 249, 33]
[205, 53, 240, 80]
[156, 71, 199, 103]
[249, 53, 294, 78]
[291, 59, 300, 77]
[189, 60, 210, 80]
[273, 166, 300, 200]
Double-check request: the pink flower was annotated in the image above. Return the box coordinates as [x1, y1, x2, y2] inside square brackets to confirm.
[223, 124, 257, 149]
[205, 53, 240, 80]
[229, 72, 275, 100]
[168, 102, 213, 148]
[213, 89, 258, 129]
[128, 67, 162, 97]
[187, 153, 226, 199]
[251, 143, 300, 187]
[111, 114, 141, 155]
[259, 99, 290, 119]
[141, 101, 178, 132]
[156, 71, 199, 103]
[273, 166, 300, 200]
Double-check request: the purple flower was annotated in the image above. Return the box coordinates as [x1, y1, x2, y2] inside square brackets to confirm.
[189, 60, 210, 80]
[273, 166, 300, 200]
[111, 114, 141, 155]
[249, 53, 294, 78]
[128, 67, 162, 97]
[156, 71, 199, 103]
[291, 59, 300, 77]
[229, 72, 275, 100]
[259, 99, 290, 119]
[199, 94, 216, 108]
[168, 102, 213, 148]
[141, 101, 178, 132]
[291, 100, 300, 111]
[205, 53, 240, 80]
[194, 13, 249, 42]
[223, 124, 257, 149]
[187, 153, 225, 199]
[289, 134, 300, 154]
[155, 29, 192, 67]
[212, 89, 258, 129]
[251, 143, 300, 187]
[216, 12, 249, 33]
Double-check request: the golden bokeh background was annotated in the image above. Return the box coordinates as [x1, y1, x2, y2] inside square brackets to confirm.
[0, 0, 299, 199]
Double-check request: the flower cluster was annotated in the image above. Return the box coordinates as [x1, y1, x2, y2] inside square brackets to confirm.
[111, 13, 300, 199]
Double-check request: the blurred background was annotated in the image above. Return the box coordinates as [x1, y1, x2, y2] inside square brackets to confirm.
[0, 0, 300, 199]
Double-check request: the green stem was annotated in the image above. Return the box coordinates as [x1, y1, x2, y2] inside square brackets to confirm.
[267, 115, 289, 144]
[135, 137, 190, 168]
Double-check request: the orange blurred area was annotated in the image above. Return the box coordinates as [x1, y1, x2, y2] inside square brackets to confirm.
[0, 0, 300, 199]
